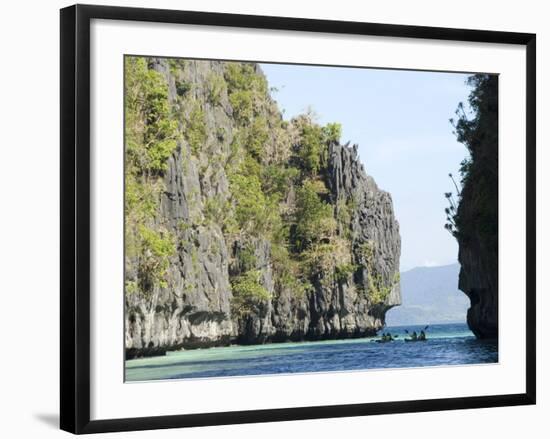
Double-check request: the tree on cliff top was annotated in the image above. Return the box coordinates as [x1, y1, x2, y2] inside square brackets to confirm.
[448, 74, 498, 247]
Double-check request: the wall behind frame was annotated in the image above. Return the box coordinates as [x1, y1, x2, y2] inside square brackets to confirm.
[0, 0, 546, 438]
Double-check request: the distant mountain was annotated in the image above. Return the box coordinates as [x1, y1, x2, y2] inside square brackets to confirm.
[385, 263, 470, 326]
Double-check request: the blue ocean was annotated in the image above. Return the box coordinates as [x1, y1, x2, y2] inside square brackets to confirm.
[125, 323, 497, 382]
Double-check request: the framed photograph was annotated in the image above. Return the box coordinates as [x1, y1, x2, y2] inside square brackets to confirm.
[60, 4, 536, 434]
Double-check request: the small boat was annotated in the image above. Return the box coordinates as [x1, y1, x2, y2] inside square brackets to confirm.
[372, 333, 399, 343]
[403, 326, 429, 343]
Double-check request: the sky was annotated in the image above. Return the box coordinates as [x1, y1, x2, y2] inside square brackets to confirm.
[260, 63, 472, 272]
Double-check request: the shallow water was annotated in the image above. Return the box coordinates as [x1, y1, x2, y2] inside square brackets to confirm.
[125, 323, 498, 382]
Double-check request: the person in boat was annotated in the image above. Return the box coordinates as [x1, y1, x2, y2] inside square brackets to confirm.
[419, 330, 426, 341]
[411, 331, 418, 341]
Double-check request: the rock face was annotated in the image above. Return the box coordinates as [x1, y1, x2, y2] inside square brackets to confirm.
[125, 58, 401, 358]
[326, 142, 401, 329]
[453, 74, 498, 340]
[457, 184, 498, 339]
[458, 238, 498, 339]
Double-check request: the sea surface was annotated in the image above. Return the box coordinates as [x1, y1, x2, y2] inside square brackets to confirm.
[125, 323, 498, 382]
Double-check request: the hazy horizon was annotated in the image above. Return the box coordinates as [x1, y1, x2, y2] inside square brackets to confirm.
[400, 261, 460, 273]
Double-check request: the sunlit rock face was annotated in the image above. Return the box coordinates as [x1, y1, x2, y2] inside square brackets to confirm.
[125, 59, 401, 358]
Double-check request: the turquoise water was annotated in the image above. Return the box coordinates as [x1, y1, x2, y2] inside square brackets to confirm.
[125, 323, 498, 382]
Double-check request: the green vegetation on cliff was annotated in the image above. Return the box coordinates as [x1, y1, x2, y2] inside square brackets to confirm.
[453, 74, 498, 246]
[124, 57, 178, 296]
[124, 57, 399, 321]
[446, 74, 498, 247]
[220, 62, 362, 309]
[447, 73, 498, 339]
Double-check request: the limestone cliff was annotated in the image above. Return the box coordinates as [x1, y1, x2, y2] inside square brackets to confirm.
[124, 58, 401, 358]
[453, 74, 498, 339]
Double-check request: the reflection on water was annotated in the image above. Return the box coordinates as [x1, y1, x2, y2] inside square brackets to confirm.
[125, 323, 498, 382]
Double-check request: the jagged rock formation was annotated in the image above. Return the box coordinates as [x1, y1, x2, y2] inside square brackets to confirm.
[457, 176, 499, 339]
[457, 227, 498, 339]
[124, 58, 401, 358]
[453, 74, 498, 339]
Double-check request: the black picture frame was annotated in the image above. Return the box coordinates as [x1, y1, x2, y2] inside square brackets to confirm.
[60, 4, 536, 434]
